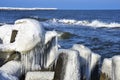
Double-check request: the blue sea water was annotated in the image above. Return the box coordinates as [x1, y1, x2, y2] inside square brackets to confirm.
[0, 10, 120, 58]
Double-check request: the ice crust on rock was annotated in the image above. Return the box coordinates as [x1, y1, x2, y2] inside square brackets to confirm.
[72, 44, 91, 80]
[25, 71, 54, 80]
[0, 19, 58, 74]
[112, 56, 120, 80]
[0, 61, 22, 80]
[72, 44, 101, 80]
[44, 31, 58, 68]
[54, 49, 81, 80]
[101, 58, 112, 79]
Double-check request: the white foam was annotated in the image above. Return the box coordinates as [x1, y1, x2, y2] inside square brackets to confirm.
[47, 18, 120, 28]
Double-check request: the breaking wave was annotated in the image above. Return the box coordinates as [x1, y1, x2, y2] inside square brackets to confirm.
[47, 19, 120, 28]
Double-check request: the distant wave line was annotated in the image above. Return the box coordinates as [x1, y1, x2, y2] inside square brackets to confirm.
[47, 18, 120, 28]
[0, 7, 57, 10]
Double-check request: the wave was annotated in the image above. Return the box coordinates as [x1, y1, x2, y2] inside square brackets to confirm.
[47, 19, 120, 28]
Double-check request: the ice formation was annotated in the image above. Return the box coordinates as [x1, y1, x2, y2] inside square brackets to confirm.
[0, 61, 21, 80]
[54, 49, 81, 80]
[100, 58, 112, 80]
[25, 71, 54, 80]
[72, 44, 101, 80]
[44, 31, 58, 68]
[0, 19, 58, 74]
[72, 44, 91, 80]
[112, 56, 120, 80]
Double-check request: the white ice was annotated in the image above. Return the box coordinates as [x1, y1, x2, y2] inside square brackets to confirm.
[25, 71, 54, 80]
[101, 58, 112, 79]
[0, 61, 22, 80]
[72, 44, 91, 80]
[112, 56, 120, 80]
[58, 49, 81, 80]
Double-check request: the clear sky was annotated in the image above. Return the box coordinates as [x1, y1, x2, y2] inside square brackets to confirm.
[0, 0, 120, 10]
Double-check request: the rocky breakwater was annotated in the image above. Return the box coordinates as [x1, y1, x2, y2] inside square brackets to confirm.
[0, 19, 120, 80]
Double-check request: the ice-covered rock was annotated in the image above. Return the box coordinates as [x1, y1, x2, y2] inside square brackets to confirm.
[100, 58, 112, 80]
[72, 44, 91, 80]
[0, 19, 45, 52]
[54, 49, 81, 80]
[112, 56, 120, 80]
[0, 61, 22, 80]
[90, 52, 101, 80]
[0, 19, 45, 73]
[44, 31, 58, 69]
[25, 71, 54, 80]
[72, 44, 101, 80]
[0, 19, 59, 74]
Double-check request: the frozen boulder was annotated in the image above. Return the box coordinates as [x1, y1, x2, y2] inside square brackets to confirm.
[54, 49, 81, 80]
[72, 44, 101, 80]
[0, 61, 22, 80]
[90, 52, 101, 80]
[44, 31, 58, 69]
[25, 71, 54, 80]
[72, 44, 91, 80]
[0, 19, 45, 73]
[112, 56, 120, 80]
[100, 58, 112, 80]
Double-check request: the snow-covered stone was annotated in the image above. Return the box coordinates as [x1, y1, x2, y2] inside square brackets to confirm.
[25, 71, 54, 80]
[54, 49, 81, 80]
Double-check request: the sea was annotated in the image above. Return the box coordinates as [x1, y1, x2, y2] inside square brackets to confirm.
[0, 10, 120, 60]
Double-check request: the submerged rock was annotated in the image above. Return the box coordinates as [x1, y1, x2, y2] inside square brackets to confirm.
[60, 32, 74, 39]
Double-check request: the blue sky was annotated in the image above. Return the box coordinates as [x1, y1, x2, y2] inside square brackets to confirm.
[0, 0, 120, 9]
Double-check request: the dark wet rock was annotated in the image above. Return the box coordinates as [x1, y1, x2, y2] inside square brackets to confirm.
[60, 32, 74, 39]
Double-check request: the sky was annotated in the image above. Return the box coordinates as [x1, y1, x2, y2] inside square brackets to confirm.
[0, 0, 120, 10]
